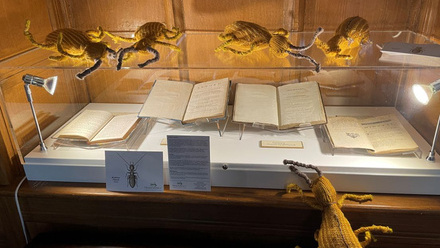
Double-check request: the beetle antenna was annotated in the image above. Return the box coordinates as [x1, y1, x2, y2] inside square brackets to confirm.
[288, 164, 313, 187]
[283, 159, 322, 187]
[138, 47, 160, 68]
[286, 51, 321, 72]
[133, 152, 148, 167]
[284, 160, 322, 177]
[117, 46, 137, 70]
[289, 27, 324, 51]
[76, 59, 102, 80]
[116, 152, 131, 170]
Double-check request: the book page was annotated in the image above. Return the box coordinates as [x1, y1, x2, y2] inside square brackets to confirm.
[360, 114, 419, 154]
[232, 83, 279, 127]
[138, 80, 194, 121]
[90, 114, 140, 144]
[326, 116, 374, 150]
[54, 110, 113, 141]
[182, 78, 230, 123]
[278, 81, 327, 129]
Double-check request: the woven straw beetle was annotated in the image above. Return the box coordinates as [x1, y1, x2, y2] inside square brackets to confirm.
[315, 16, 370, 59]
[103, 22, 182, 70]
[283, 160, 392, 248]
[215, 21, 323, 72]
[24, 20, 116, 80]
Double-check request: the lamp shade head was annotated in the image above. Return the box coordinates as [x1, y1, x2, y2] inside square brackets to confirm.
[22, 74, 58, 95]
[412, 84, 433, 105]
[43, 76, 58, 95]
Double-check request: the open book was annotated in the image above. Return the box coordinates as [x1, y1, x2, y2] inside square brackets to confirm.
[53, 109, 140, 144]
[138, 78, 230, 124]
[232, 81, 327, 129]
[325, 114, 419, 154]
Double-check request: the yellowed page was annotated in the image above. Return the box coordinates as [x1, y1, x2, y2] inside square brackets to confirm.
[278, 81, 326, 129]
[360, 114, 419, 154]
[326, 116, 374, 150]
[138, 80, 194, 121]
[55, 110, 113, 141]
[232, 83, 278, 127]
[183, 78, 230, 123]
[90, 114, 140, 143]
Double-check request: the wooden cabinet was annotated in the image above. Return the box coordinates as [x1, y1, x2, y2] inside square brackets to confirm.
[1, 1, 440, 247]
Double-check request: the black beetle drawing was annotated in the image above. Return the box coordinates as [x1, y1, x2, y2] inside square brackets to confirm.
[116, 152, 147, 188]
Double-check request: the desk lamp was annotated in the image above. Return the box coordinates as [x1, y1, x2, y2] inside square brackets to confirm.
[412, 79, 440, 161]
[22, 74, 58, 152]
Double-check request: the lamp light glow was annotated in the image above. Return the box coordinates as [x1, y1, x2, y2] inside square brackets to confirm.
[412, 84, 432, 105]
[22, 74, 58, 152]
[412, 79, 440, 162]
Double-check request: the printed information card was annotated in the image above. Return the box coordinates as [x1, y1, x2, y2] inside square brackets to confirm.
[105, 151, 164, 192]
[167, 135, 211, 191]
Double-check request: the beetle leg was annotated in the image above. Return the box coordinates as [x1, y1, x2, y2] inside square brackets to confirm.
[286, 183, 322, 210]
[154, 40, 181, 52]
[314, 37, 330, 52]
[86, 26, 105, 42]
[215, 40, 234, 52]
[337, 193, 373, 208]
[354, 225, 393, 248]
[335, 54, 352, 59]
[222, 44, 256, 56]
[286, 51, 321, 72]
[103, 31, 137, 44]
[76, 59, 102, 80]
[24, 20, 54, 50]
[138, 47, 160, 68]
[48, 55, 67, 61]
[162, 28, 182, 40]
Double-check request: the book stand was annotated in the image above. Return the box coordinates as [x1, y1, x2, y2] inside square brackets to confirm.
[237, 122, 319, 140]
[151, 107, 230, 137]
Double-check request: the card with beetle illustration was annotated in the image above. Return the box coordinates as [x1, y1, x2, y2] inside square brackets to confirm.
[105, 151, 163, 192]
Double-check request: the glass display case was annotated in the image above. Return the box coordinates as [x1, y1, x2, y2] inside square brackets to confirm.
[1, 0, 440, 195]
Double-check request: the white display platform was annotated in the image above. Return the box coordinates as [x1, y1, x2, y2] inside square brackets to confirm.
[24, 103, 440, 195]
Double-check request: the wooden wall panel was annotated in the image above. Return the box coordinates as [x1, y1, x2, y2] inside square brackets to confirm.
[430, 1, 440, 41]
[0, 0, 53, 60]
[57, 0, 171, 31]
[303, 0, 414, 31]
[409, 0, 439, 37]
[182, 0, 291, 31]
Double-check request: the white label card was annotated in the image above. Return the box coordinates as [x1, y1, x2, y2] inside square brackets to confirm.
[105, 151, 164, 192]
[167, 135, 211, 191]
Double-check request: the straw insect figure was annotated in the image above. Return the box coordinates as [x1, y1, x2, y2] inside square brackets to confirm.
[315, 16, 370, 59]
[24, 20, 117, 80]
[215, 21, 323, 72]
[283, 159, 392, 248]
[103, 22, 182, 70]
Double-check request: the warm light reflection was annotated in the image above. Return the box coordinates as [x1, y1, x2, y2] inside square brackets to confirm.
[412, 84, 432, 105]
[412, 79, 440, 105]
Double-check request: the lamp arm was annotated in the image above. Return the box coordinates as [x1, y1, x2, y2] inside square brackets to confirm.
[24, 84, 33, 103]
[427, 114, 440, 162]
[24, 84, 47, 152]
